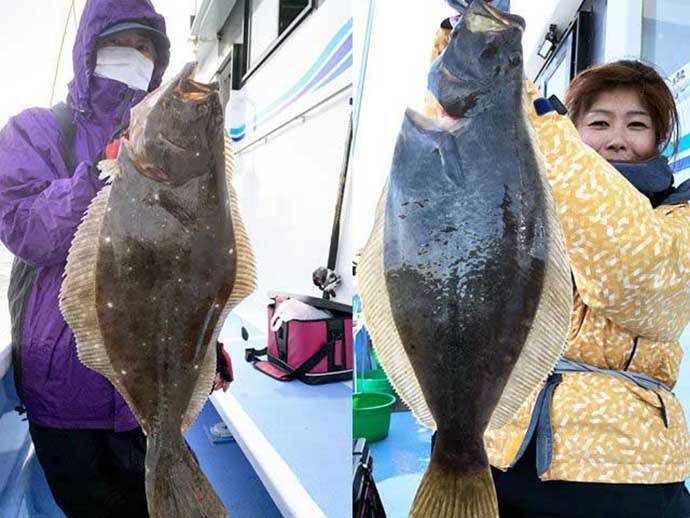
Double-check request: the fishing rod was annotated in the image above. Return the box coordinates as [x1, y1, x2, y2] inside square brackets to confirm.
[50, 0, 79, 106]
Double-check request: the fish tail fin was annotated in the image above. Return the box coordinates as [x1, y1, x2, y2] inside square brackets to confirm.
[146, 433, 227, 518]
[410, 459, 498, 518]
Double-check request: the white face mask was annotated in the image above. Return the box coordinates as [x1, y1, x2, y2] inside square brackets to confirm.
[93, 46, 155, 91]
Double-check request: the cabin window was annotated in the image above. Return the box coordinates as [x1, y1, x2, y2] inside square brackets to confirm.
[535, 3, 598, 102]
[280, 0, 310, 33]
[244, 0, 314, 81]
[642, 0, 690, 177]
[539, 30, 574, 101]
[642, 0, 690, 77]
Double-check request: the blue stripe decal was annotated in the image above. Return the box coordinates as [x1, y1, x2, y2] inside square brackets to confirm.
[317, 54, 352, 92]
[289, 34, 352, 106]
[663, 133, 690, 158]
[254, 18, 352, 126]
[229, 19, 353, 138]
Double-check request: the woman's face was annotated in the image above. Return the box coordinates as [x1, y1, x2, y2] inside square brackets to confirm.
[576, 87, 657, 163]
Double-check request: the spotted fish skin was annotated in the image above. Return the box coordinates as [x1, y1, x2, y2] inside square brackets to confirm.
[380, 2, 562, 516]
[59, 63, 255, 517]
[103, 65, 231, 518]
[97, 122, 232, 435]
[385, 104, 546, 465]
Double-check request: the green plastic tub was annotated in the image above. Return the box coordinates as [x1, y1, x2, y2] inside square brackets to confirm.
[353, 392, 396, 443]
[356, 368, 395, 397]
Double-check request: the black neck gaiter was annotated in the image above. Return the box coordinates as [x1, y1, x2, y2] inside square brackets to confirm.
[610, 156, 689, 208]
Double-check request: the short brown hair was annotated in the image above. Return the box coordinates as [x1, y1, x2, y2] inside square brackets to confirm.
[564, 60, 679, 156]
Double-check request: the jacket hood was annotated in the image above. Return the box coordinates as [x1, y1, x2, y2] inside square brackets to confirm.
[68, 0, 170, 115]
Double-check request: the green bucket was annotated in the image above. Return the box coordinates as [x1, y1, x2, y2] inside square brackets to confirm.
[353, 392, 396, 443]
[357, 368, 395, 397]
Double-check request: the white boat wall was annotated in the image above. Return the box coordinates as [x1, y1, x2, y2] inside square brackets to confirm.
[193, 0, 354, 330]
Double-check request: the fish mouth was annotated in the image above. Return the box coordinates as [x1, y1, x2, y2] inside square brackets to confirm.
[405, 108, 468, 135]
[158, 132, 188, 152]
[465, 0, 525, 33]
[173, 64, 219, 103]
[130, 159, 172, 184]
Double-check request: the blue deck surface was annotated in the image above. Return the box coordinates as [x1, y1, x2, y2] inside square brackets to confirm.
[368, 411, 430, 518]
[0, 367, 281, 517]
[185, 402, 281, 517]
[216, 314, 352, 518]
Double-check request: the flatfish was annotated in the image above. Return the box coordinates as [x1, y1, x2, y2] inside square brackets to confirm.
[357, 2, 572, 516]
[60, 63, 256, 517]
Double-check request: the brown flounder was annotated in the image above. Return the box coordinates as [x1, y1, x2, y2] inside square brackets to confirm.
[60, 63, 256, 517]
[357, 2, 572, 517]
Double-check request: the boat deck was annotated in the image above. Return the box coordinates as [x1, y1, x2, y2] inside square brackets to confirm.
[368, 411, 431, 518]
[212, 314, 352, 518]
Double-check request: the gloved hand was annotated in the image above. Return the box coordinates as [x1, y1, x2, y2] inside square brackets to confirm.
[213, 341, 233, 392]
[98, 131, 129, 183]
[104, 130, 129, 160]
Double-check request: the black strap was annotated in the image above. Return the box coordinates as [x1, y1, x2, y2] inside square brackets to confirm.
[51, 102, 76, 175]
[8, 257, 35, 404]
[245, 340, 336, 382]
[244, 347, 267, 363]
[286, 340, 335, 380]
[327, 317, 346, 370]
[623, 337, 639, 371]
[275, 323, 288, 359]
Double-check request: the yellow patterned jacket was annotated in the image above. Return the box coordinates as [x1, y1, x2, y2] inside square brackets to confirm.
[427, 26, 690, 484]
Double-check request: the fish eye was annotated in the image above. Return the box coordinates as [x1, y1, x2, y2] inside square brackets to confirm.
[508, 51, 522, 67]
[479, 45, 498, 63]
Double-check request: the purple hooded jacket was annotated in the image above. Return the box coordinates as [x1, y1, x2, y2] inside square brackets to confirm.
[0, 0, 170, 431]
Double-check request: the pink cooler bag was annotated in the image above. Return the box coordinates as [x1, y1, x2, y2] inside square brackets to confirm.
[245, 293, 353, 384]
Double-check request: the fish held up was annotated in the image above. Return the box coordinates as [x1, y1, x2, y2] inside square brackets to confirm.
[60, 62, 256, 517]
[357, 2, 572, 517]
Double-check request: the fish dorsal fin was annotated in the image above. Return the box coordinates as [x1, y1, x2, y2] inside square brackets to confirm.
[220, 130, 257, 311]
[358, 180, 437, 429]
[486, 89, 572, 430]
[181, 131, 257, 432]
[358, 89, 572, 432]
[60, 160, 148, 428]
[60, 182, 114, 377]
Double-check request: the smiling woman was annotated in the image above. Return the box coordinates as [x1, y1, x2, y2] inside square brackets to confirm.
[576, 88, 658, 162]
[483, 59, 690, 517]
[565, 60, 680, 159]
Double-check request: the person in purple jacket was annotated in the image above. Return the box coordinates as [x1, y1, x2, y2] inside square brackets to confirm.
[0, 1, 170, 516]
